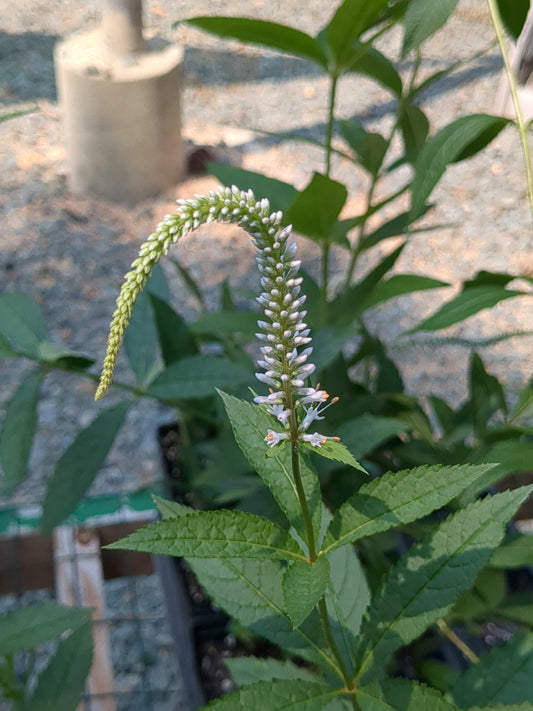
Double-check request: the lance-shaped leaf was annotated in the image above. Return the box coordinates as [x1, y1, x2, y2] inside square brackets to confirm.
[358, 678, 457, 711]
[0, 370, 43, 494]
[41, 401, 131, 532]
[303, 440, 367, 473]
[147, 355, 251, 400]
[283, 556, 330, 628]
[209, 163, 298, 213]
[150, 294, 198, 364]
[354, 486, 533, 683]
[0, 603, 91, 656]
[201, 678, 342, 710]
[107, 509, 306, 561]
[0, 291, 47, 358]
[407, 284, 526, 334]
[361, 274, 449, 311]
[323, 463, 493, 553]
[403, 0, 460, 56]
[182, 17, 328, 68]
[24, 619, 93, 711]
[410, 114, 509, 220]
[324, 0, 390, 70]
[219, 391, 322, 541]
[344, 46, 402, 96]
[453, 633, 533, 708]
[188, 556, 338, 673]
[285, 173, 348, 243]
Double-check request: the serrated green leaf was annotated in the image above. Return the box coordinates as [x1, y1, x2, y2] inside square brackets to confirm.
[283, 556, 330, 628]
[147, 355, 251, 400]
[303, 440, 367, 473]
[355, 487, 533, 682]
[0, 603, 91, 655]
[107, 509, 306, 561]
[40, 401, 131, 532]
[183, 17, 328, 68]
[403, 0, 460, 55]
[188, 557, 337, 672]
[24, 619, 93, 711]
[202, 678, 341, 710]
[358, 678, 457, 711]
[323, 464, 493, 553]
[324, 0, 389, 70]
[286, 173, 348, 242]
[0, 292, 47, 358]
[149, 293, 198, 365]
[453, 633, 533, 707]
[189, 310, 258, 337]
[410, 115, 509, 219]
[490, 533, 533, 569]
[336, 416, 408, 460]
[153, 494, 189, 519]
[361, 274, 448, 310]
[219, 391, 322, 543]
[407, 285, 525, 333]
[0, 370, 43, 494]
[226, 656, 318, 685]
[208, 163, 298, 213]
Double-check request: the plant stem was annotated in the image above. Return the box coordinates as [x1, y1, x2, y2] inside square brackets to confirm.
[487, 0, 533, 227]
[437, 619, 480, 664]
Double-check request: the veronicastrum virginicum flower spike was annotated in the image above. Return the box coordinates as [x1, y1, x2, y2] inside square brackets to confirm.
[95, 186, 339, 448]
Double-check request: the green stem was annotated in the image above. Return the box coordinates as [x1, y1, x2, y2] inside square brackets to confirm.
[318, 597, 356, 693]
[437, 619, 480, 664]
[488, 0, 533, 227]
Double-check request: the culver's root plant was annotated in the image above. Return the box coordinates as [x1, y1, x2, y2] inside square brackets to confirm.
[97, 187, 533, 710]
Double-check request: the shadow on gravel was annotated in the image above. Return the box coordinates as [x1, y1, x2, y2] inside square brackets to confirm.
[0, 31, 58, 104]
[183, 46, 324, 85]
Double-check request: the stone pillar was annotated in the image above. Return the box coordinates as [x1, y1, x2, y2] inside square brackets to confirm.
[54, 0, 185, 204]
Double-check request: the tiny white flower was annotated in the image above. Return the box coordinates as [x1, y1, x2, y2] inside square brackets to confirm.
[265, 430, 289, 448]
[268, 404, 291, 425]
[300, 432, 328, 447]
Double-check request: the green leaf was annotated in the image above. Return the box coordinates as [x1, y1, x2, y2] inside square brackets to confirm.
[0, 370, 43, 494]
[286, 173, 348, 242]
[107, 508, 306, 561]
[225, 656, 318, 685]
[361, 274, 448, 310]
[360, 211, 412, 251]
[123, 264, 168, 385]
[407, 285, 525, 333]
[398, 103, 430, 161]
[190, 310, 258, 337]
[339, 120, 388, 176]
[355, 487, 533, 682]
[25, 619, 93, 711]
[495, 592, 533, 626]
[497, 0, 530, 40]
[208, 163, 298, 213]
[410, 115, 509, 220]
[358, 678, 457, 711]
[303, 439, 367, 473]
[336, 416, 408, 459]
[283, 557, 330, 628]
[466, 706, 533, 711]
[147, 355, 251, 400]
[324, 0, 390, 70]
[35, 342, 94, 368]
[0, 292, 47, 358]
[323, 464, 494, 553]
[311, 326, 354, 371]
[41, 401, 131, 532]
[183, 17, 328, 67]
[469, 352, 507, 433]
[490, 533, 533, 569]
[153, 494, 189, 519]
[0, 603, 90, 655]
[201, 679, 341, 710]
[510, 383, 533, 423]
[219, 391, 322, 542]
[0, 331, 17, 357]
[344, 46, 402, 96]
[453, 633, 533, 707]
[150, 294, 198, 364]
[403, 0, 460, 55]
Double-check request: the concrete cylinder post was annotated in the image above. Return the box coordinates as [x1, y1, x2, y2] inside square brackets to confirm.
[54, 0, 185, 204]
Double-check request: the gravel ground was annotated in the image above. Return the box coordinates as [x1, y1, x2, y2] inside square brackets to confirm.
[0, 1, 532, 506]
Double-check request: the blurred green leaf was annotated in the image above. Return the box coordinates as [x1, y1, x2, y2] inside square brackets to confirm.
[0, 292, 47, 358]
[150, 293, 198, 365]
[362, 274, 448, 310]
[496, 592, 533, 626]
[497, 0, 530, 40]
[398, 102, 430, 160]
[182, 17, 328, 67]
[511, 383, 533, 423]
[491, 533, 533, 569]
[344, 45, 402, 95]
[208, 163, 298, 213]
[468, 353, 507, 434]
[339, 120, 388, 176]
[403, 0, 460, 55]
[410, 114, 509, 220]
[148, 355, 251, 400]
[36, 342, 94, 368]
[324, 0, 390, 70]
[168, 256, 207, 311]
[0, 603, 90, 655]
[286, 173, 347, 242]
[0, 370, 43, 494]
[25, 619, 93, 711]
[407, 284, 525, 333]
[41, 401, 131, 532]
[336, 415, 409, 459]
[190, 310, 258, 338]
